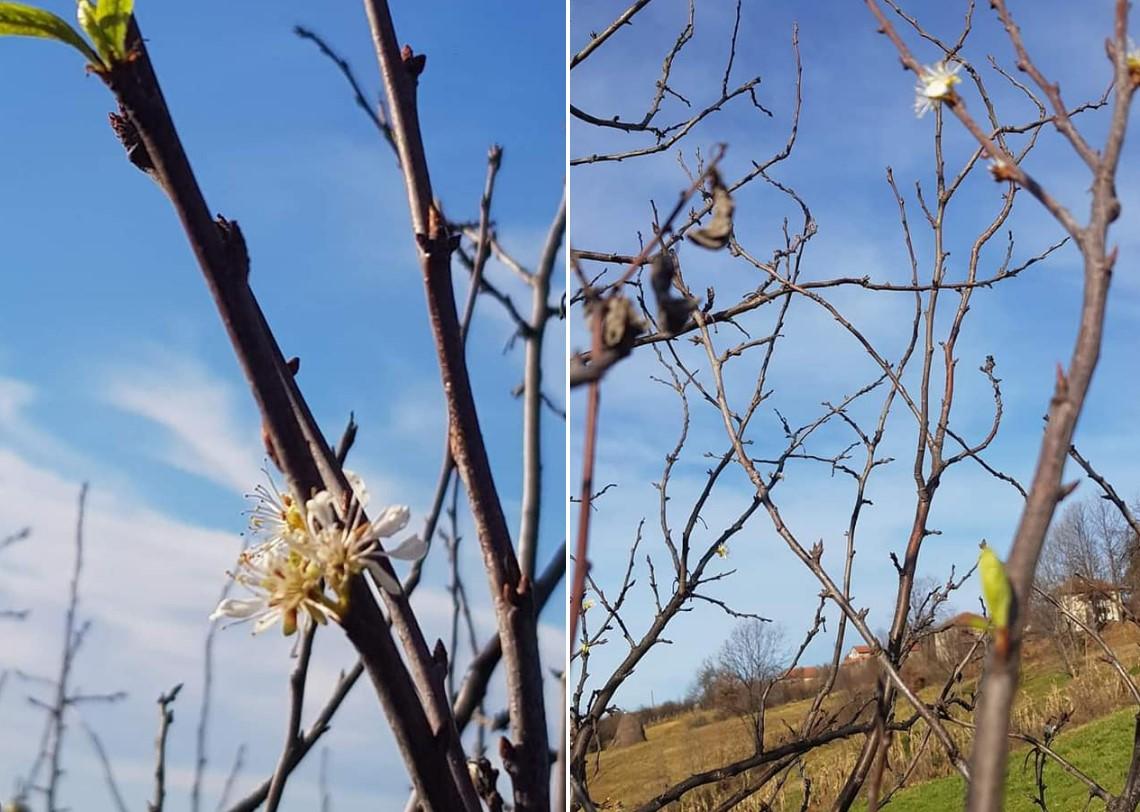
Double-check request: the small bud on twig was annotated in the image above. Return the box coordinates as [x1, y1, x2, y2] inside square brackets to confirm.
[401, 44, 426, 78]
[109, 108, 154, 173]
[215, 216, 250, 280]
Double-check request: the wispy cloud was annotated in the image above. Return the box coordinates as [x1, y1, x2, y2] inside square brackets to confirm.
[0, 376, 96, 474]
[0, 372, 563, 809]
[100, 349, 264, 493]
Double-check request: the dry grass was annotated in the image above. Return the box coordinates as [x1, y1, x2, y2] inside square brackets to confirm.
[586, 692, 874, 809]
[585, 624, 1140, 810]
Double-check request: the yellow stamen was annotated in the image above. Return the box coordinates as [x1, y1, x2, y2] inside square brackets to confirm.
[285, 504, 305, 532]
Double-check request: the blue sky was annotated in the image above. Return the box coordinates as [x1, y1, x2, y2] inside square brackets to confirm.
[0, 2, 564, 809]
[570, 0, 1140, 710]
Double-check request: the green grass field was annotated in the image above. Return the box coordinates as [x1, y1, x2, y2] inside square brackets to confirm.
[854, 707, 1136, 811]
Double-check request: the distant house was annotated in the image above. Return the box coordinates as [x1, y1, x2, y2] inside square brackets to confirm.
[1055, 577, 1128, 629]
[931, 613, 983, 663]
[786, 666, 822, 683]
[845, 645, 873, 664]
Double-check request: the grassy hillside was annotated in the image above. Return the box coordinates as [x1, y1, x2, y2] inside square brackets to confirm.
[586, 627, 1140, 810]
[853, 707, 1136, 811]
[586, 695, 835, 808]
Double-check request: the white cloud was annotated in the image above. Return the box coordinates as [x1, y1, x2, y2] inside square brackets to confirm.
[0, 373, 565, 810]
[0, 377, 96, 474]
[99, 349, 264, 493]
[0, 376, 32, 423]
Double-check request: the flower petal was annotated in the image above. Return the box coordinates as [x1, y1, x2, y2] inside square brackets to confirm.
[252, 609, 283, 635]
[210, 597, 263, 622]
[369, 505, 411, 538]
[381, 534, 427, 561]
[306, 490, 338, 532]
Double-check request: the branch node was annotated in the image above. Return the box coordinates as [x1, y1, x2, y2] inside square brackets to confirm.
[401, 45, 427, 79]
[109, 108, 154, 174]
[432, 638, 448, 672]
[1053, 363, 1070, 400]
[215, 216, 250, 281]
[467, 757, 504, 812]
[809, 539, 824, 563]
[498, 736, 518, 775]
[516, 572, 532, 600]
[1058, 479, 1081, 501]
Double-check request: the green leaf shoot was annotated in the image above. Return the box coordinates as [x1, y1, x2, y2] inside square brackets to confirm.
[0, 1, 101, 65]
[76, 0, 112, 64]
[86, 0, 133, 62]
[978, 542, 1012, 631]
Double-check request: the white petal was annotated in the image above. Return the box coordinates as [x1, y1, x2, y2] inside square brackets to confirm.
[369, 505, 410, 538]
[366, 560, 403, 594]
[210, 597, 263, 622]
[306, 491, 338, 531]
[252, 609, 283, 635]
[381, 534, 427, 561]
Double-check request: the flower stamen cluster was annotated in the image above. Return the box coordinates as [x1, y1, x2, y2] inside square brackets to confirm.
[211, 473, 426, 637]
[1127, 38, 1140, 85]
[914, 61, 962, 118]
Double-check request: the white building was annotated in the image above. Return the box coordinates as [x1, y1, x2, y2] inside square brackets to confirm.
[1055, 577, 1127, 629]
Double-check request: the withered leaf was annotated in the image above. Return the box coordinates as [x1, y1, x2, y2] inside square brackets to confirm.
[688, 170, 735, 250]
[658, 296, 699, 337]
[648, 250, 697, 336]
[650, 251, 678, 297]
[600, 295, 645, 350]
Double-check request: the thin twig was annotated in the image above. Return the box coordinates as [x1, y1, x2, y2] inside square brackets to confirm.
[148, 684, 183, 812]
[359, 2, 549, 805]
[80, 719, 130, 812]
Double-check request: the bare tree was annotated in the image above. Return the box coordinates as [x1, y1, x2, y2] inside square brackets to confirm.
[861, 2, 1138, 807]
[1041, 498, 1132, 588]
[715, 621, 787, 753]
[1034, 495, 1132, 674]
[5, 487, 126, 812]
[569, 1, 1138, 810]
[1026, 587, 1084, 678]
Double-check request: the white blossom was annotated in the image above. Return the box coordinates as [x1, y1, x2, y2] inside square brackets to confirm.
[914, 61, 962, 118]
[212, 474, 427, 637]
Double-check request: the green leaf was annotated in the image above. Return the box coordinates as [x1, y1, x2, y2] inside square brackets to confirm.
[93, 0, 132, 60]
[978, 542, 1012, 630]
[76, 0, 110, 63]
[0, 1, 100, 64]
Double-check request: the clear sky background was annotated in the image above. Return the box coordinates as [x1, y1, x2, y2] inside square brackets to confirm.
[0, 2, 565, 810]
[570, 0, 1140, 710]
